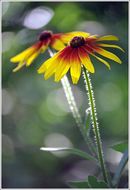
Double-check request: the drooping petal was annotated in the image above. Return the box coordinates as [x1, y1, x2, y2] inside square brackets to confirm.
[78, 48, 95, 73]
[26, 49, 41, 66]
[44, 60, 58, 80]
[91, 53, 111, 69]
[95, 47, 122, 64]
[55, 48, 73, 82]
[98, 43, 124, 52]
[38, 53, 59, 74]
[43, 48, 70, 79]
[97, 35, 119, 41]
[60, 31, 90, 44]
[13, 61, 26, 72]
[70, 49, 81, 84]
[40, 44, 49, 53]
[10, 42, 42, 63]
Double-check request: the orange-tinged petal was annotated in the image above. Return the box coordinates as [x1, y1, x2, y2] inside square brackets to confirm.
[43, 51, 65, 79]
[10, 42, 42, 63]
[44, 47, 72, 80]
[98, 43, 124, 52]
[40, 44, 48, 53]
[50, 38, 65, 51]
[91, 53, 111, 69]
[95, 48, 122, 64]
[97, 35, 119, 41]
[55, 49, 72, 82]
[60, 31, 90, 44]
[78, 48, 95, 73]
[70, 49, 81, 84]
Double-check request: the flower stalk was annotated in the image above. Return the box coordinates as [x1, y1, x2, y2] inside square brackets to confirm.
[61, 75, 83, 128]
[82, 66, 110, 186]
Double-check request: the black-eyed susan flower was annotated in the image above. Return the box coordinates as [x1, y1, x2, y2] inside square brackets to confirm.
[10, 31, 61, 72]
[10, 30, 89, 72]
[38, 34, 124, 84]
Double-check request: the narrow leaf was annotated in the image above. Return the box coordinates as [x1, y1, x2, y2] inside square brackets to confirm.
[112, 150, 128, 187]
[68, 180, 90, 188]
[88, 176, 108, 188]
[40, 147, 97, 161]
[111, 142, 128, 153]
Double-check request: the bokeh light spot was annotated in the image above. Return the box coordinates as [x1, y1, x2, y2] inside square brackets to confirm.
[23, 7, 54, 29]
[68, 160, 97, 180]
[44, 133, 73, 157]
[77, 21, 106, 35]
[2, 89, 15, 115]
[97, 82, 122, 112]
[2, 134, 15, 160]
[46, 86, 84, 115]
[2, 32, 15, 52]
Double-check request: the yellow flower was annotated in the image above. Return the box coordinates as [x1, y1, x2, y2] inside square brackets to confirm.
[38, 33, 124, 84]
[10, 30, 88, 72]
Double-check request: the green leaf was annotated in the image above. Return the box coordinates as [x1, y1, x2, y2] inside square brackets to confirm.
[68, 176, 108, 188]
[112, 150, 128, 187]
[88, 176, 108, 188]
[40, 147, 97, 161]
[68, 180, 90, 188]
[111, 142, 128, 153]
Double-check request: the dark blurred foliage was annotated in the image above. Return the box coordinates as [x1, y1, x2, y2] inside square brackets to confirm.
[2, 2, 128, 188]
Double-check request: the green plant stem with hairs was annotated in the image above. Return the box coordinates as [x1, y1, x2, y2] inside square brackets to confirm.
[82, 66, 111, 186]
[61, 75, 97, 156]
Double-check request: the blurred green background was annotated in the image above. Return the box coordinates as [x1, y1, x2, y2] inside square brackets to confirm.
[2, 2, 128, 188]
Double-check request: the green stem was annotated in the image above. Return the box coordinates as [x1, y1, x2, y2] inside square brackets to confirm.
[82, 66, 110, 186]
[61, 75, 83, 128]
[61, 76, 97, 157]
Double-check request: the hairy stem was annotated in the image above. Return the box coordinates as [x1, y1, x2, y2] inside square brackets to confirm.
[82, 66, 110, 186]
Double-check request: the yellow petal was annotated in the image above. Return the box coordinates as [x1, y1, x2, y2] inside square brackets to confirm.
[97, 35, 119, 41]
[43, 53, 61, 79]
[51, 38, 65, 51]
[44, 60, 58, 80]
[78, 48, 95, 73]
[38, 53, 59, 74]
[26, 49, 41, 66]
[96, 48, 122, 64]
[10, 45, 37, 63]
[87, 35, 98, 39]
[55, 55, 70, 82]
[41, 45, 48, 53]
[60, 31, 90, 44]
[70, 50, 81, 84]
[92, 53, 111, 69]
[13, 61, 26, 72]
[98, 43, 124, 52]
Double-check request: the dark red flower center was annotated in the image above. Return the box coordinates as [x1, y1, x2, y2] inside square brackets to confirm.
[39, 30, 53, 41]
[70, 36, 85, 48]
